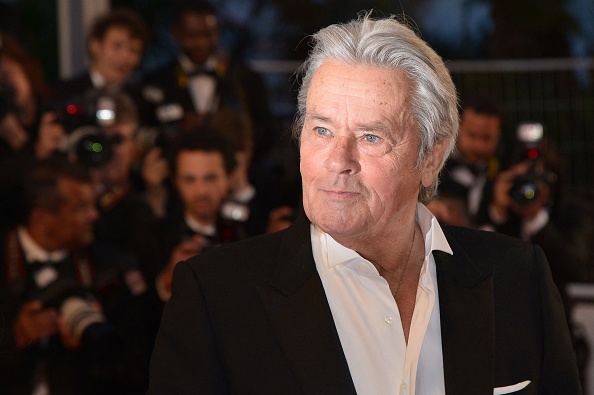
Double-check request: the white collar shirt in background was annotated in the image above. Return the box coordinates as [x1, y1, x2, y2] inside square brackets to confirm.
[312, 203, 453, 395]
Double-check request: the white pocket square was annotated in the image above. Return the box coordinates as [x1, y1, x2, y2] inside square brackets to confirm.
[493, 380, 531, 394]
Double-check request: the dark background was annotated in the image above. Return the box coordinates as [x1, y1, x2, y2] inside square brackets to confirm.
[2, 0, 594, 193]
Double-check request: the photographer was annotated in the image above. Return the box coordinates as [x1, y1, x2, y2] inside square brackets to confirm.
[0, 32, 64, 160]
[0, 32, 68, 231]
[439, 93, 503, 226]
[64, 88, 163, 287]
[0, 158, 154, 394]
[484, 126, 592, 297]
[483, 130, 594, 388]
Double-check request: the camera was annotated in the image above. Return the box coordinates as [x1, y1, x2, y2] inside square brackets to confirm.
[63, 125, 122, 168]
[38, 277, 118, 358]
[54, 89, 117, 134]
[508, 123, 555, 206]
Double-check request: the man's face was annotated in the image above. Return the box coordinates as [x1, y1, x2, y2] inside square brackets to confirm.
[90, 27, 143, 85]
[456, 109, 501, 165]
[46, 178, 98, 248]
[175, 150, 230, 225]
[174, 12, 218, 65]
[300, 60, 441, 245]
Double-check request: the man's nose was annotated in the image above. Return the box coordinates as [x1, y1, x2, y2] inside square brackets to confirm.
[324, 137, 360, 174]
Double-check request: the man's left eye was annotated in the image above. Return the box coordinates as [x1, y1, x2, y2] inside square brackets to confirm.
[364, 134, 380, 143]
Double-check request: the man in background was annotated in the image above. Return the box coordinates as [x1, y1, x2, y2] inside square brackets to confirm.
[0, 159, 152, 394]
[439, 94, 503, 226]
[155, 130, 248, 301]
[141, 1, 272, 161]
[55, 8, 149, 100]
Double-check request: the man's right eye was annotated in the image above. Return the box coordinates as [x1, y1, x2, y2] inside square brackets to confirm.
[315, 127, 330, 136]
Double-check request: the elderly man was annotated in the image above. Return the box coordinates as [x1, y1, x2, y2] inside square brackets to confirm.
[148, 14, 580, 395]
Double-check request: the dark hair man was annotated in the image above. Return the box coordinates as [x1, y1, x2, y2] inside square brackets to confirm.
[56, 8, 149, 99]
[155, 130, 247, 301]
[141, 1, 272, 161]
[438, 93, 503, 225]
[148, 14, 580, 394]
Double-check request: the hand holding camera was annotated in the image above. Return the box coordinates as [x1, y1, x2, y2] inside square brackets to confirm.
[13, 300, 58, 348]
[492, 161, 551, 220]
[491, 122, 556, 222]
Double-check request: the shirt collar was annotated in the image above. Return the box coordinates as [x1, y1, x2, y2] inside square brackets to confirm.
[17, 227, 69, 264]
[89, 68, 106, 88]
[184, 213, 216, 237]
[416, 203, 453, 256]
[315, 202, 453, 270]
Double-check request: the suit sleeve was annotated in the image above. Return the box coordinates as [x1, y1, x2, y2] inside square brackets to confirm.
[534, 245, 582, 394]
[148, 260, 229, 394]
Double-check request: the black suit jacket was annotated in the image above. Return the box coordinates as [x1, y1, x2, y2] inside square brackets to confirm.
[148, 214, 580, 394]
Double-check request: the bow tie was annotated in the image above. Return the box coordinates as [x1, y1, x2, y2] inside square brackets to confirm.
[187, 68, 217, 78]
[31, 257, 69, 269]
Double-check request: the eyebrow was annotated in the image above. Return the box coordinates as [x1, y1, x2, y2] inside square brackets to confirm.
[357, 121, 391, 134]
[305, 113, 332, 124]
[306, 113, 389, 130]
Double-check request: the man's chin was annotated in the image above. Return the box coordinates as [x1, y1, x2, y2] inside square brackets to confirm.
[311, 212, 365, 239]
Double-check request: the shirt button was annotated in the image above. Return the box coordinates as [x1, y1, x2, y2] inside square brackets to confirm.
[400, 382, 408, 394]
[359, 263, 367, 271]
[384, 315, 393, 324]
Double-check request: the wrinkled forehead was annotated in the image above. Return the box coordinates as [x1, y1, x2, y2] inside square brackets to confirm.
[305, 60, 416, 130]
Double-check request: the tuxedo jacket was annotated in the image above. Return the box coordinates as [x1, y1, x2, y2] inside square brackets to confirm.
[142, 59, 274, 162]
[148, 214, 581, 394]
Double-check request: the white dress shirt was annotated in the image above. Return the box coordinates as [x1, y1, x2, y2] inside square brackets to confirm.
[179, 53, 219, 113]
[312, 203, 453, 395]
[18, 227, 68, 288]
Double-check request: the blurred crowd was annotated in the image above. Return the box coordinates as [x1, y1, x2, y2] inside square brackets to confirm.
[0, 2, 298, 394]
[1, 2, 594, 394]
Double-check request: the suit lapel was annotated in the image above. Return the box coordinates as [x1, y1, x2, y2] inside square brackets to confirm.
[435, 227, 495, 395]
[257, 215, 356, 395]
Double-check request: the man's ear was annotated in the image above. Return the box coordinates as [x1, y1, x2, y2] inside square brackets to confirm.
[421, 139, 449, 187]
[89, 38, 101, 60]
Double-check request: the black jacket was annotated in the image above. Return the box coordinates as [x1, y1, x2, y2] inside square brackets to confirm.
[148, 214, 580, 394]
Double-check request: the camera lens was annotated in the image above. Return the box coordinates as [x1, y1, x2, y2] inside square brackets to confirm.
[60, 296, 107, 341]
[75, 131, 114, 168]
[510, 179, 539, 206]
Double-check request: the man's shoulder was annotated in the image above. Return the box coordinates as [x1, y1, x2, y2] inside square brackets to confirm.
[440, 225, 546, 283]
[143, 61, 179, 85]
[190, 230, 285, 268]
[441, 224, 537, 262]
[186, 215, 311, 283]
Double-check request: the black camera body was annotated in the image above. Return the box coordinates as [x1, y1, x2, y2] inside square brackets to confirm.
[54, 90, 117, 133]
[508, 123, 555, 206]
[66, 126, 122, 168]
[509, 163, 545, 206]
[54, 90, 121, 168]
